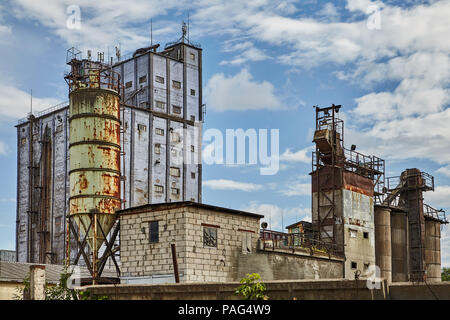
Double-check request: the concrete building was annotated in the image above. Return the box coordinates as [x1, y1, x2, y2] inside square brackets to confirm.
[118, 201, 262, 283]
[15, 33, 203, 265]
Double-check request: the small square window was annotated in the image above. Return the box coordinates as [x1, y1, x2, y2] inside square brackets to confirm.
[154, 143, 161, 154]
[171, 131, 181, 143]
[190, 89, 195, 96]
[349, 229, 357, 238]
[351, 262, 357, 269]
[172, 80, 181, 89]
[149, 221, 159, 243]
[154, 185, 164, 193]
[171, 187, 180, 196]
[137, 124, 147, 132]
[203, 227, 218, 248]
[139, 75, 147, 84]
[155, 75, 164, 84]
[125, 81, 133, 89]
[170, 167, 180, 177]
[190, 145, 195, 152]
[172, 105, 182, 114]
[190, 52, 195, 60]
[20, 224, 26, 232]
[155, 101, 165, 109]
[191, 172, 195, 179]
[156, 128, 164, 136]
[363, 232, 369, 239]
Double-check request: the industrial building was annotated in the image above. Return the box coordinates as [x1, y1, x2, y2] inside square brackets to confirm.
[12, 25, 447, 288]
[15, 27, 203, 268]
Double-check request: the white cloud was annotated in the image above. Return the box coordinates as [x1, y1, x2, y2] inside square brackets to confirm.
[203, 179, 263, 192]
[241, 201, 311, 231]
[204, 69, 284, 112]
[280, 147, 312, 163]
[436, 166, 450, 178]
[279, 182, 311, 197]
[220, 41, 270, 65]
[0, 84, 60, 119]
[10, 0, 184, 52]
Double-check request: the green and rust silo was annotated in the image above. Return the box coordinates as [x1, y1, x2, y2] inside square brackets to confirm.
[67, 65, 121, 280]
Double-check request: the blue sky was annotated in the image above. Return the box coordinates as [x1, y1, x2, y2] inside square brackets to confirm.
[0, 0, 449, 267]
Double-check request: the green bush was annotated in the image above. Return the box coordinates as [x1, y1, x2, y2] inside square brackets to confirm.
[442, 267, 450, 281]
[234, 273, 268, 300]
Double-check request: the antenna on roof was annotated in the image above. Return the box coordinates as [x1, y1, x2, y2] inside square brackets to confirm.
[182, 21, 187, 43]
[187, 12, 190, 43]
[150, 19, 153, 46]
[30, 89, 33, 115]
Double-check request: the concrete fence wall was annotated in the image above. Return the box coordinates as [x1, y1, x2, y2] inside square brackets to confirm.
[84, 279, 389, 300]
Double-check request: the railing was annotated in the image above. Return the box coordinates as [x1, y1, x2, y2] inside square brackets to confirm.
[424, 203, 447, 223]
[17, 101, 69, 124]
[66, 67, 122, 93]
[386, 171, 434, 192]
[259, 231, 343, 257]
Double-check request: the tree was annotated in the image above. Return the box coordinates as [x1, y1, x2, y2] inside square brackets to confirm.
[442, 267, 450, 281]
[234, 273, 268, 300]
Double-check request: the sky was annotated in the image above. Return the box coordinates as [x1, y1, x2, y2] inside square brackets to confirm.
[0, 0, 448, 267]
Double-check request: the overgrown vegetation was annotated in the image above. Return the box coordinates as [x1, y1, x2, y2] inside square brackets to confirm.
[13, 267, 108, 300]
[234, 273, 268, 300]
[442, 267, 450, 281]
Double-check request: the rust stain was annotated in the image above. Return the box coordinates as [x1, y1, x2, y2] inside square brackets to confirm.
[344, 184, 373, 197]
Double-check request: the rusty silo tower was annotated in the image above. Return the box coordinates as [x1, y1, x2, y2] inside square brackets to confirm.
[64, 48, 122, 283]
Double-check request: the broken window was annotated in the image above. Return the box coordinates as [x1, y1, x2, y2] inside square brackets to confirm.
[363, 232, 369, 239]
[349, 229, 357, 238]
[203, 227, 218, 248]
[154, 143, 161, 154]
[155, 75, 164, 84]
[171, 188, 180, 196]
[190, 89, 195, 96]
[190, 115, 195, 122]
[155, 101, 165, 109]
[154, 185, 164, 193]
[190, 145, 195, 152]
[155, 128, 164, 136]
[125, 81, 132, 89]
[171, 131, 181, 143]
[191, 172, 195, 179]
[351, 261, 357, 269]
[137, 124, 147, 132]
[149, 221, 159, 243]
[172, 105, 182, 114]
[172, 80, 181, 89]
[139, 75, 147, 84]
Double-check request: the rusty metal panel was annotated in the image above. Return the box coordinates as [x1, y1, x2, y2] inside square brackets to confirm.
[343, 171, 374, 197]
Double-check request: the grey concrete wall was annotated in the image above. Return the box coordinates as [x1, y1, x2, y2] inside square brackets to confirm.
[389, 282, 450, 300]
[83, 279, 389, 300]
[236, 252, 343, 281]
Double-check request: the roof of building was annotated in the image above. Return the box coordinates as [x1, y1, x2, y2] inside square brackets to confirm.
[285, 220, 313, 230]
[0, 261, 117, 284]
[117, 201, 264, 219]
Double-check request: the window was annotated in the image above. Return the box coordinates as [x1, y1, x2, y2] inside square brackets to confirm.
[170, 167, 180, 177]
[363, 232, 369, 239]
[349, 229, 357, 238]
[190, 115, 195, 122]
[155, 75, 164, 84]
[172, 80, 181, 89]
[155, 101, 165, 109]
[125, 81, 133, 89]
[155, 128, 164, 136]
[351, 262, 357, 269]
[190, 52, 195, 61]
[190, 89, 195, 96]
[20, 224, 25, 232]
[171, 131, 181, 142]
[21, 138, 27, 145]
[172, 105, 182, 114]
[154, 143, 161, 154]
[190, 145, 195, 152]
[137, 124, 147, 132]
[154, 185, 164, 193]
[171, 188, 180, 196]
[203, 227, 218, 248]
[139, 75, 147, 84]
[191, 172, 195, 179]
[364, 263, 370, 270]
[149, 221, 159, 243]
